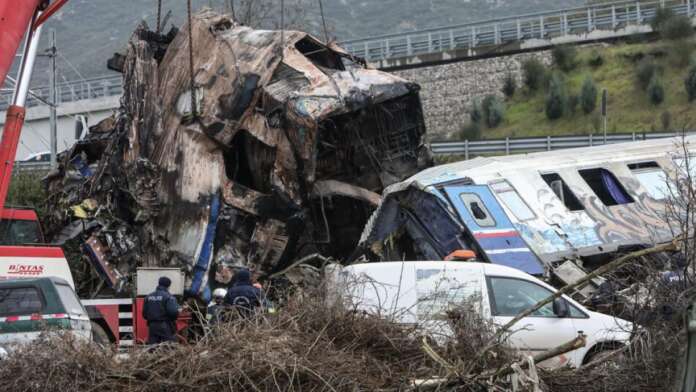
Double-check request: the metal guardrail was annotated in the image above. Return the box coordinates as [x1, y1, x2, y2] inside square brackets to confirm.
[430, 132, 693, 158]
[341, 0, 693, 63]
[0, 75, 122, 112]
[13, 161, 51, 173]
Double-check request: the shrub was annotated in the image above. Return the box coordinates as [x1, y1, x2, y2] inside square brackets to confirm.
[459, 122, 481, 140]
[648, 75, 665, 105]
[686, 66, 696, 102]
[580, 76, 598, 114]
[636, 58, 661, 90]
[480, 95, 505, 128]
[651, 6, 676, 32]
[545, 73, 567, 120]
[552, 45, 578, 72]
[502, 73, 516, 97]
[588, 50, 604, 67]
[470, 99, 482, 123]
[522, 58, 547, 91]
[670, 39, 695, 68]
[661, 15, 694, 41]
[486, 97, 505, 128]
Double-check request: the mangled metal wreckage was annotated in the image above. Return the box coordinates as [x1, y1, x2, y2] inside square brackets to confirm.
[358, 136, 694, 298]
[44, 10, 430, 299]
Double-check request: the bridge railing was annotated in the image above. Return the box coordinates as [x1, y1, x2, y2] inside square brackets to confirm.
[341, 0, 693, 63]
[430, 131, 694, 158]
[0, 75, 122, 112]
[2, 1, 692, 111]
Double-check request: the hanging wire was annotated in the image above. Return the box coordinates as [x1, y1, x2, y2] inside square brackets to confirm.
[280, 0, 285, 55]
[187, 0, 197, 119]
[156, 0, 162, 33]
[318, 0, 330, 43]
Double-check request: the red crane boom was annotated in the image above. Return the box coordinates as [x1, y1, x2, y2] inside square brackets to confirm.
[0, 0, 69, 212]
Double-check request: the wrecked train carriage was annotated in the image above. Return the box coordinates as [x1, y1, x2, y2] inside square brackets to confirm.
[45, 10, 430, 298]
[359, 136, 694, 297]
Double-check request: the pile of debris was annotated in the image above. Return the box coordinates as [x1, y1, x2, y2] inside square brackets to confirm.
[43, 9, 431, 298]
[0, 289, 519, 391]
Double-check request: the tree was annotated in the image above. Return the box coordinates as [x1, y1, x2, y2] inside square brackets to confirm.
[580, 76, 598, 114]
[552, 45, 578, 72]
[648, 76, 665, 105]
[545, 73, 567, 120]
[478, 95, 506, 128]
[470, 99, 482, 124]
[502, 73, 516, 98]
[522, 58, 547, 92]
[636, 58, 661, 90]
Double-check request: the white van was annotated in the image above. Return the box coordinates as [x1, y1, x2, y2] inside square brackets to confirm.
[330, 261, 633, 368]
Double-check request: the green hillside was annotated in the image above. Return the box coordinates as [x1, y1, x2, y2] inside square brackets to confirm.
[479, 40, 696, 139]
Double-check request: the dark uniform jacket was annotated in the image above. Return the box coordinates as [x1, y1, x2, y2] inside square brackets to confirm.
[224, 270, 262, 316]
[142, 285, 179, 343]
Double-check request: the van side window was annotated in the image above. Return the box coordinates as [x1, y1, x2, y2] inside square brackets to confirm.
[490, 180, 536, 221]
[578, 168, 634, 206]
[0, 287, 43, 316]
[487, 277, 586, 318]
[541, 173, 584, 211]
[459, 193, 496, 227]
[628, 162, 670, 200]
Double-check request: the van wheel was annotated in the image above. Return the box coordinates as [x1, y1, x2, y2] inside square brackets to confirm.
[90, 321, 111, 346]
[583, 343, 624, 366]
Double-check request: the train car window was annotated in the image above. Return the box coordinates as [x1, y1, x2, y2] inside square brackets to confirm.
[578, 168, 634, 206]
[490, 180, 536, 221]
[459, 193, 496, 227]
[540, 173, 584, 211]
[628, 162, 670, 200]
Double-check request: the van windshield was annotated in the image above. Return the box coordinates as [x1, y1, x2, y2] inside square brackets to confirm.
[55, 284, 84, 315]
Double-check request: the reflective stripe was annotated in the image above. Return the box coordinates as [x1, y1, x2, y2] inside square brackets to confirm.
[0, 313, 69, 322]
[81, 298, 133, 306]
[485, 248, 533, 255]
[118, 312, 133, 318]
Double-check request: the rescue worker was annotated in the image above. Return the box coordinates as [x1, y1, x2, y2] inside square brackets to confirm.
[224, 268, 263, 317]
[206, 288, 227, 324]
[142, 276, 180, 344]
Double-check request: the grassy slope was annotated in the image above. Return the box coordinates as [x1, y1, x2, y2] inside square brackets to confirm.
[483, 40, 696, 139]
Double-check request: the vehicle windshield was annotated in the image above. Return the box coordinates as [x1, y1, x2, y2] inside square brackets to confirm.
[0, 219, 42, 245]
[55, 284, 84, 316]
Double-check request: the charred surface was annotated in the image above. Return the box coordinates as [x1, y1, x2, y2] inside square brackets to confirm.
[44, 10, 430, 299]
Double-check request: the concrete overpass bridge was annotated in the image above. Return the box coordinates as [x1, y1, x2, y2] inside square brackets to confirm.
[4, 0, 694, 164]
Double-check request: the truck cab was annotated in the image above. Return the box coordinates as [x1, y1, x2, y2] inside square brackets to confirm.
[0, 277, 91, 357]
[0, 208, 44, 245]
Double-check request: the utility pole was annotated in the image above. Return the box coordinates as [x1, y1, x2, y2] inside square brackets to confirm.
[48, 29, 57, 169]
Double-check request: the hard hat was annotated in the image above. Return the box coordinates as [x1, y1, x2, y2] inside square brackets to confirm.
[212, 288, 227, 298]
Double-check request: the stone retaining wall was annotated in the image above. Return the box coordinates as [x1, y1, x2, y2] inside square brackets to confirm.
[392, 51, 552, 139]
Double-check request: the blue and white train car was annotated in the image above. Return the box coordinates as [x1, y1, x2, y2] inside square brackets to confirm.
[358, 135, 695, 287]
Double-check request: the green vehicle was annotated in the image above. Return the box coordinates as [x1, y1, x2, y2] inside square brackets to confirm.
[0, 277, 92, 358]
